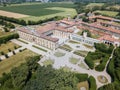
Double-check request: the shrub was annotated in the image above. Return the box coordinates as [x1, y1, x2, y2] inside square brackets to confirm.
[1, 51, 5, 55]
[84, 54, 94, 69]
[8, 49, 11, 52]
[19, 50, 22, 52]
[95, 56, 109, 71]
[5, 54, 9, 58]
[75, 73, 88, 82]
[14, 46, 17, 49]
[88, 76, 97, 90]
[0, 33, 19, 44]
[12, 51, 16, 55]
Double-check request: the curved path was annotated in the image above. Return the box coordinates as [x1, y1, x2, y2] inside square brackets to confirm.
[39, 47, 115, 89]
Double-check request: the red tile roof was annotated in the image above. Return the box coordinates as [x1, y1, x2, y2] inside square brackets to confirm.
[81, 22, 120, 34]
[17, 21, 75, 42]
[90, 23, 120, 34]
[98, 35, 120, 42]
[89, 15, 114, 21]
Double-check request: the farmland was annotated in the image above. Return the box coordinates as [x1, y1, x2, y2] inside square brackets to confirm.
[95, 10, 119, 17]
[0, 2, 77, 21]
[86, 3, 104, 9]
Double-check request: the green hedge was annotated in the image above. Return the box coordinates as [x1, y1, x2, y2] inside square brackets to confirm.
[0, 33, 19, 44]
[88, 76, 97, 90]
[85, 55, 94, 69]
[75, 73, 88, 82]
[107, 57, 115, 81]
[95, 56, 109, 71]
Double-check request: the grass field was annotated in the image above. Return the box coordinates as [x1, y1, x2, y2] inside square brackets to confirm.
[54, 51, 65, 57]
[86, 3, 104, 9]
[0, 30, 14, 37]
[0, 41, 20, 55]
[0, 50, 38, 77]
[69, 57, 79, 64]
[42, 59, 54, 67]
[95, 10, 119, 17]
[0, 3, 77, 21]
[77, 81, 89, 90]
[74, 50, 88, 57]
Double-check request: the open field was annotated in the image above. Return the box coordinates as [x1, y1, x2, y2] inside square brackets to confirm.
[77, 81, 89, 90]
[0, 3, 77, 21]
[69, 57, 79, 64]
[0, 10, 29, 18]
[86, 3, 104, 9]
[0, 50, 38, 77]
[0, 30, 14, 37]
[42, 59, 54, 67]
[95, 10, 119, 17]
[0, 41, 20, 55]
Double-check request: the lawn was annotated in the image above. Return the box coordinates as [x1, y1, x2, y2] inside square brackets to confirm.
[97, 75, 108, 84]
[59, 44, 72, 52]
[60, 66, 71, 72]
[78, 62, 88, 70]
[83, 44, 94, 49]
[95, 10, 119, 17]
[54, 51, 65, 57]
[42, 59, 54, 67]
[18, 39, 29, 44]
[0, 3, 77, 21]
[86, 3, 104, 9]
[32, 45, 47, 52]
[69, 40, 80, 44]
[77, 81, 89, 90]
[74, 50, 88, 57]
[0, 30, 14, 37]
[0, 50, 38, 77]
[0, 41, 20, 55]
[69, 57, 79, 64]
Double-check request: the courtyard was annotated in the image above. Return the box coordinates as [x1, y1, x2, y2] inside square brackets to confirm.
[38, 40, 93, 70]
[38, 39, 111, 88]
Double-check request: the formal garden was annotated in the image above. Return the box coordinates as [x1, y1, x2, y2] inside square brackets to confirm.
[73, 50, 88, 57]
[97, 75, 108, 84]
[54, 51, 66, 57]
[69, 57, 79, 64]
[78, 62, 88, 70]
[42, 59, 54, 67]
[59, 44, 73, 52]
[85, 43, 114, 71]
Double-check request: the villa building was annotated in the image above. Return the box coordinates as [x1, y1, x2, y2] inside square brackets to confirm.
[17, 15, 120, 49]
[17, 21, 76, 50]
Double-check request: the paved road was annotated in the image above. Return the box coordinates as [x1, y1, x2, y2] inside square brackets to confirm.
[39, 46, 115, 89]
[11, 39, 49, 56]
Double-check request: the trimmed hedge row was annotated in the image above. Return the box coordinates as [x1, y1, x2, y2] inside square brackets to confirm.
[75, 73, 88, 82]
[88, 76, 97, 90]
[0, 33, 19, 44]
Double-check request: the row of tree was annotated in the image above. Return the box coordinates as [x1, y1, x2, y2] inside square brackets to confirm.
[0, 33, 19, 45]
[0, 19, 15, 29]
[0, 15, 64, 26]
